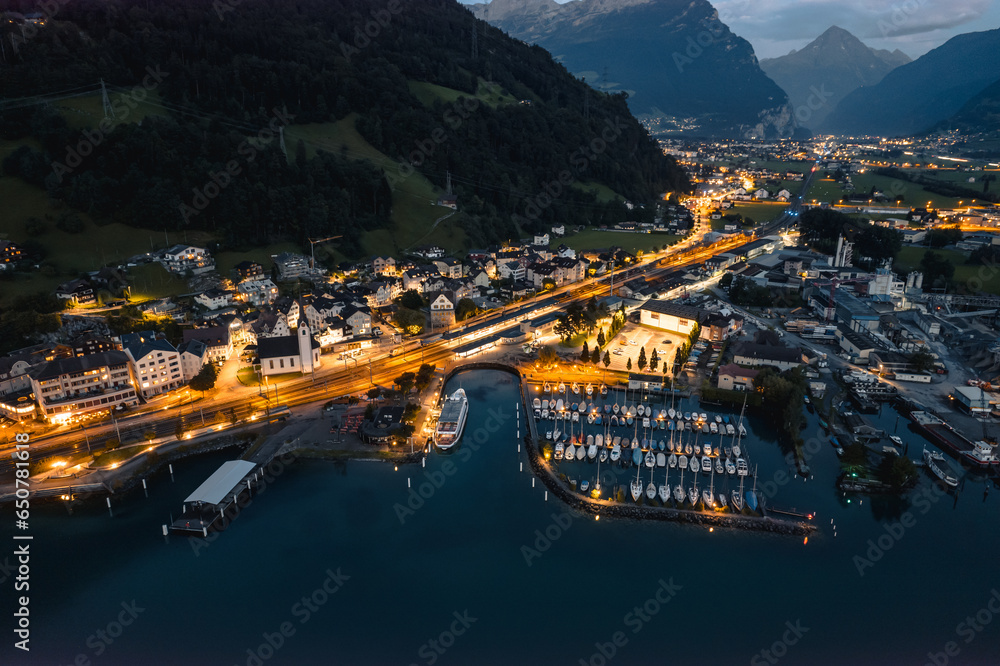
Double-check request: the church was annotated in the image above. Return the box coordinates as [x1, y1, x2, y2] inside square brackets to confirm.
[257, 323, 321, 377]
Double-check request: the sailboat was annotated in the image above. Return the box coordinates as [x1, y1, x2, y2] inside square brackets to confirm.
[701, 455, 712, 473]
[731, 474, 745, 512]
[715, 457, 724, 475]
[688, 472, 698, 505]
[745, 465, 759, 512]
[565, 443, 576, 459]
[588, 440, 598, 461]
[543, 382, 551, 393]
[558, 381, 566, 394]
[644, 450, 656, 468]
[703, 468, 716, 508]
[669, 452, 677, 468]
[718, 491, 728, 509]
[599, 446, 609, 463]
[632, 447, 643, 466]
[610, 443, 621, 462]
[613, 403, 620, 415]
[604, 403, 611, 414]
[630, 462, 643, 502]
[554, 442, 564, 460]
[576, 443, 586, 460]
[600, 384, 608, 396]
[725, 458, 736, 475]
[656, 452, 666, 467]
[659, 463, 671, 503]
[572, 382, 580, 395]
[586, 383, 594, 396]
[678, 454, 688, 470]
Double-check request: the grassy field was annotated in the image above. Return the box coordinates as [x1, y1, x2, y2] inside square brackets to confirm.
[558, 229, 681, 254]
[571, 181, 623, 204]
[214, 242, 303, 277]
[127, 263, 192, 301]
[281, 114, 463, 256]
[54, 90, 169, 131]
[726, 201, 787, 224]
[893, 246, 1000, 294]
[407, 78, 515, 109]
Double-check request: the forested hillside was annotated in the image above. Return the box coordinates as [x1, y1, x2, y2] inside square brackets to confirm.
[0, 0, 688, 258]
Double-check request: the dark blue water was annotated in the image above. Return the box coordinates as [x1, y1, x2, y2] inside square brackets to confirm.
[4, 370, 1000, 665]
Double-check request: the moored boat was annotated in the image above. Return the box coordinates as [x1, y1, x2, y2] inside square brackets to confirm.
[922, 447, 959, 487]
[434, 388, 469, 450]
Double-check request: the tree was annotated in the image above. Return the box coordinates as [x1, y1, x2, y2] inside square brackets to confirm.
[538, 345, 558, 366]
[877, 453, 918, 491]
[394, 371, 415, 395]
[597, 328, 606, 348]
[591, 347, 601, 364]
[719, 273, 734, 289]
[603, 350, 611, 368]
[650, 348, 659, 368]
[637, 346, 647, 371]
[143, 430, 156, 444]
[580, 341, 590, 363]
[455, 298, 479, 321]
[626, 357, 632, 371]
[415, 363, 436, 391]
[367, 387, 382, 400]
[919, 251, 955, 290]
[394, 308, 425, 335]
[188, 363, 218, 394]
[398, 289, 423, 310]
[926, 228, 962, 248]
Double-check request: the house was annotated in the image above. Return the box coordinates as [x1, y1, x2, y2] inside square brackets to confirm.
[233, 260, 265, 282]
[412, 245, 445, 260]
[717, 364, 759, 391]
[470, 270, 492, 288]
[257, 325, 321, 377]
[732, 343, 805, 371]
[0, 354, 35, 397]
[551, 224, 565, 237]
[316, 317, 351, 348]
[0, 240, 24, 264]
[177, 339, 208, 381]
[437, 193, 458, 209]
[0, 389, 35, 422]
[237, 278, 279, 306]
[194, 288, 234, 311]
[499, 261, 526, 282]
[433, 257, 463, 279]
[776, 189, 792, 201]
[161, 245, 214, 274]
[71, 333, 115, 357]
[429, 291, 456, 329]
[371, 256, 396, 276]
[401, 266, 438, 292]
[182, 326, 233, 362]
[123, 337, 183, 398]
[533, 233, 550, 246]
[29, 351, 138, 422]
[703, 313, 744, 341]
[55, 278, 96, 306]
[556, 244, 576, 259]
[340, 305, 372, 337]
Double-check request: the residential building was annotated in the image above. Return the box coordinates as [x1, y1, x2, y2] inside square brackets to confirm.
[371, 256, 396, 276]
[272, 252, 320, 280]
[71, 333, 115, 357]
[717, 364, 759, 391]
[29, 351, 138, 422]
[237, 278, 280, 306]
[233, 260, 265, 281]
[177, 339, 208, 381]
[430, 291, 456, 329]
[195, 288, 234, 311]
[161, 245, 214, 274]
[498, 261, 526, 282]
[123, 338, 183, 398]
[433, 258, 463, 279]
[182, 326, 233, 362]
[55, 279, 95, 306]
[0, 240, 24, 265]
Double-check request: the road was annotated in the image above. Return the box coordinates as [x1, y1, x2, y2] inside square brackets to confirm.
[2, 170, 820, 472]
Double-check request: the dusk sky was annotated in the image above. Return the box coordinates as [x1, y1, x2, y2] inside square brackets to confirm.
[466, 0, 1000, 60]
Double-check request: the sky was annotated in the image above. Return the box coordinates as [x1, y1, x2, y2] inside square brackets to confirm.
[464, 0, 1000, 61]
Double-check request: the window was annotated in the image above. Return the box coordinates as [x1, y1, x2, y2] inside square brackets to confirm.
[269, 360, 274, 370]
[279, 359, 284, 368]
[290, 358, 295, 367]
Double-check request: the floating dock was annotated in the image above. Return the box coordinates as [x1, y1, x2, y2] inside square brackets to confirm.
[169, 460, 257, 536]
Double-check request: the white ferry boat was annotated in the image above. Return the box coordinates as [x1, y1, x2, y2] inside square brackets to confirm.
[434, 389, 469, 450]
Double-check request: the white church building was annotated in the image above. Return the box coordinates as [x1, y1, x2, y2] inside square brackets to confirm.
[257, 324, 321, 377]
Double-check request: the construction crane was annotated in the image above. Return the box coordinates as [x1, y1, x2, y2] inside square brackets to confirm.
[308, 235, 341, 269]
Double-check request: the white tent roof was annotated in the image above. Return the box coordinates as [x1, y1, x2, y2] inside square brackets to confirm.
[184, 460, 256, 505]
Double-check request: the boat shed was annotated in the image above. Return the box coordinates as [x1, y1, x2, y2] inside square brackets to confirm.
[184, 460, 257, 509]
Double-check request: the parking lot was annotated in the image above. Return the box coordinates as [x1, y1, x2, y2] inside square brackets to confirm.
[605, 323, 687, 374]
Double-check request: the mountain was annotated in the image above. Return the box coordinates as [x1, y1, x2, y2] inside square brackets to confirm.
[932, 78, 1000, 133]
[0, 0, 687, 257]
[759, 26, 910, 130]
[470, 0, 795, 138]
[824, 28, 1000, 137]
